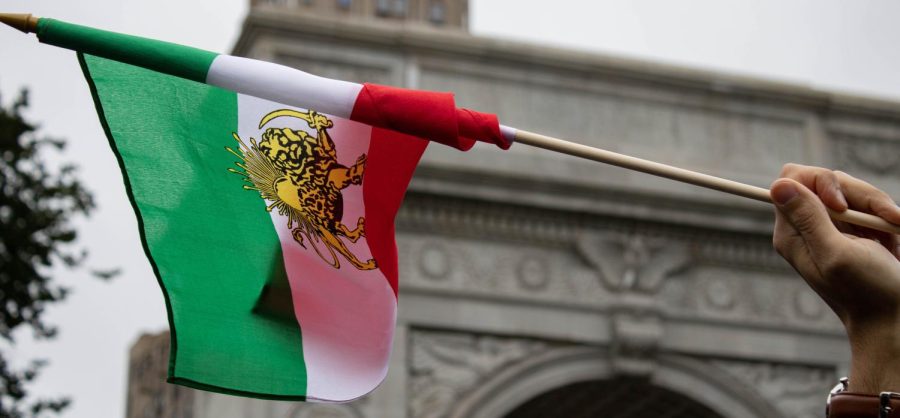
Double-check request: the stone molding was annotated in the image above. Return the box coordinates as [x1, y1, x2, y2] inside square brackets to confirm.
[409, 329, 553, 418]
[712, 359, 837, 418]
[408, 328, 794, 418]
[398, 192, 842, 335]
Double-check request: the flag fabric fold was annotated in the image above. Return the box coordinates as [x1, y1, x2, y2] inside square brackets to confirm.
[351, 83, 510, 150]
[45, 15, 509, 402]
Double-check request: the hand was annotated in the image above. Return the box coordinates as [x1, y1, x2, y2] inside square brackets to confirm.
[770, 163, 900, 393]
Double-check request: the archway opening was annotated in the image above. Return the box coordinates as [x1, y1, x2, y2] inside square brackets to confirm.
[502, 379, 725, 418]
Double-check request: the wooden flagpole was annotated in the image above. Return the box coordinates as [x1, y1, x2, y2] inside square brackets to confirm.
[514, 129, 900, 235]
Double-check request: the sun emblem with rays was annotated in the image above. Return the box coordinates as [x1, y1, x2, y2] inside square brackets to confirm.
[227, 109, 376, 271]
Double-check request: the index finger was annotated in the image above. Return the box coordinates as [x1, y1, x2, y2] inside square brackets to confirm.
[834, 170, 900, 226]
[779, 164, 848, 212]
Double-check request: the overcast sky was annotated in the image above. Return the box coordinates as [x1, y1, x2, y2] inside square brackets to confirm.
[2, 1, 899, 417]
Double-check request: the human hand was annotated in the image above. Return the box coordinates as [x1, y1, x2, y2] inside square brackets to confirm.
[770, 163, 900, 393]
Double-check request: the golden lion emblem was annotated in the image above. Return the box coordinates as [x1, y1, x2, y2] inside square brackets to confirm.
[227, 109, 376, 271]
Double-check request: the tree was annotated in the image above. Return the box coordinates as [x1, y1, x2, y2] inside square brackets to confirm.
[0, 89, 95, 417]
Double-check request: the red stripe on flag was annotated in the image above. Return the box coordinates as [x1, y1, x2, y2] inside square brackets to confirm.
[363, 127, 428, 296]
[350, 83, 509, 150]
[456, 107, 509, 149]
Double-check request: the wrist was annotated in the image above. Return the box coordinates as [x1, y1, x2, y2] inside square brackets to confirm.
[846, 315, 900, 394]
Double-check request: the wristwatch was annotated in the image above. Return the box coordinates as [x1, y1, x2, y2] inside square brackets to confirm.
[827, 377, 900, 417]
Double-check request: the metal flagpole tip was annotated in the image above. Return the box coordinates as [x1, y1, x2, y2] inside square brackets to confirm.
[0, 13, 38, 34]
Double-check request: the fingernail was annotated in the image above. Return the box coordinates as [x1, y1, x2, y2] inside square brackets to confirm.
[773, 183, 799, 205]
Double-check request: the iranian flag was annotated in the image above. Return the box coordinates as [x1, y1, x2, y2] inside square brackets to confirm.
[52, 17, 511, 402]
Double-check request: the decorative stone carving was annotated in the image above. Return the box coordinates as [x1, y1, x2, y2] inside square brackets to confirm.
[704, 278, 736, 310]
[661, 268, 842, 331]
[400, 213, 841, 334]
[712, 360, 836, 418]
[418, 242, 453, 281]
[576, 232, 690, 294]
[408, 329, 552, 418]
[694, 236, 789, 272]
[515, 255, 551, 291]
[573, 232, 689, 376]
[400, 235, 614, 306]
[399, 192, 788, 273]
[609, 303, 663, 376]
[832, 133, 900, 176]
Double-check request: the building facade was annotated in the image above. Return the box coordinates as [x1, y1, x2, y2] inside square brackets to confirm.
[127, 1, 900, 417]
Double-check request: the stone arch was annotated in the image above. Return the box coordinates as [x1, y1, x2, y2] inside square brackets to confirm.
[501, 380, 723, 418]
[448, 346, 784, 418]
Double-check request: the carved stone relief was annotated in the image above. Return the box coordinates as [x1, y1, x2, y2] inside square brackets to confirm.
[609, 306, 663, 376]
[398, 196, 841, 333]
[831, 133, 900, 176]
[516, 256, 551, 291]
[574, 231, 691, 376]
[575, 232, 690, 294]
[408, 330, 553, 418]
[661, 267, 841, 331]
[712, 360, 836, 418]
[418, 241, 453, 281]
[399, 234, 614, 307]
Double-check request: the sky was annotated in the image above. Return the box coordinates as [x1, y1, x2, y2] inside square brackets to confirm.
[1, 1, 899, 417]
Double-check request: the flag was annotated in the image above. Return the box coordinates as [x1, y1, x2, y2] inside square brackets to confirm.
[65, 17, 509, 402]
[37, 18, 513, 150]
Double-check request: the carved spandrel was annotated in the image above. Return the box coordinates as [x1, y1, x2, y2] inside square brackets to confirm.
[712, 360, 836, 418]
[408, 330, 552, 418]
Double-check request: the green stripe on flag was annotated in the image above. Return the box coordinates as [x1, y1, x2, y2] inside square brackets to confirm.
[41, 18, 217, 83]
[79, 54, 308, 399]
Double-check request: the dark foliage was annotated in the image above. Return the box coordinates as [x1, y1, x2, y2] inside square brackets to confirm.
[0, 90, 94, 417]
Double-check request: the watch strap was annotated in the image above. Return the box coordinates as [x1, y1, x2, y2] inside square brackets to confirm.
[829, 392, 900, 418]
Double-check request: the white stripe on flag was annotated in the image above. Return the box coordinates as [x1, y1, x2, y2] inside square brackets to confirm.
[237, 94, 396, 402]
[211, 55, 363, 119]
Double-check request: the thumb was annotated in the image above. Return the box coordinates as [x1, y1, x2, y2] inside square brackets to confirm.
[771, 178, 844, 254]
